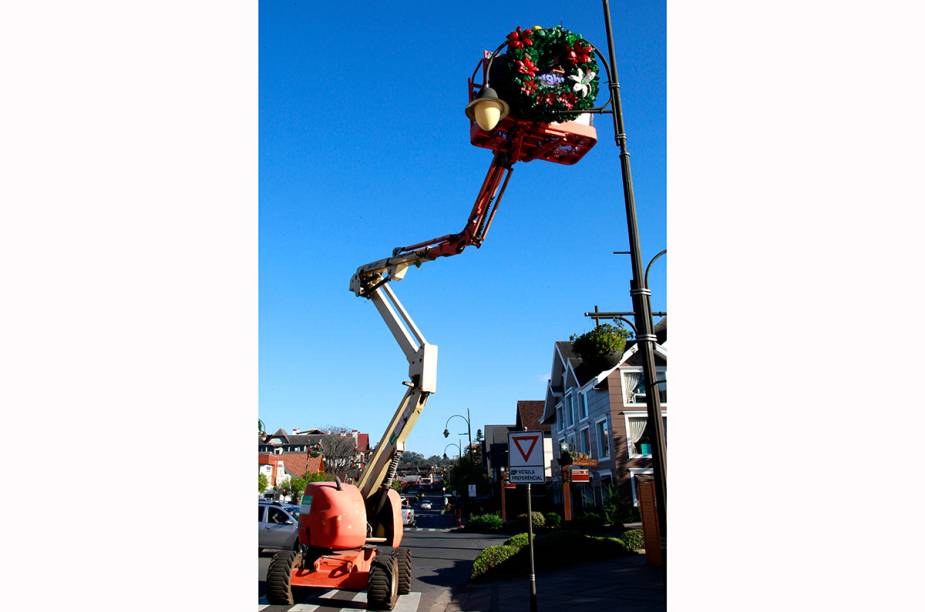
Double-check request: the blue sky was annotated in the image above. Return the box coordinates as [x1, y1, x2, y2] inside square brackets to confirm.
[259, 1, 665, 458]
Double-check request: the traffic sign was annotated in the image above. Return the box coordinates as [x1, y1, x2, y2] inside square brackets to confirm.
[508, 431, 546, 484]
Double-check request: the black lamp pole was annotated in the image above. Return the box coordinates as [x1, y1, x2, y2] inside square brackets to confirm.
[443, 409, 473, 457]
[601, 0, 668, 544]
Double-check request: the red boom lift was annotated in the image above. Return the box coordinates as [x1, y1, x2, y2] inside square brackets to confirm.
[265, 54, 597, 610]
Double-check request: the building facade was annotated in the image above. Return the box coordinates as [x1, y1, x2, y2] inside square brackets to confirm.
[541, 318, 668, 510]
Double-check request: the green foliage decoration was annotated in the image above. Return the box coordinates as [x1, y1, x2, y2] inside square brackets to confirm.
[570, 323, 630, 369]
[497, 25, 600, 123]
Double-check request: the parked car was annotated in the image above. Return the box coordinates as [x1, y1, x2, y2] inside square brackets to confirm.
[259, 503, 299, 552]
[401, 498, 415, 527]
[419, 499, 433, 511]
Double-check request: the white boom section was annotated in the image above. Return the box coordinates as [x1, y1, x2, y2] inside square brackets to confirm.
[352, 275, 438, 500]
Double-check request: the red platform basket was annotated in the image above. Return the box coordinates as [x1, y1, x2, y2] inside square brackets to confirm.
[467, 54, 598, 165]
[469, 114, 597, 165]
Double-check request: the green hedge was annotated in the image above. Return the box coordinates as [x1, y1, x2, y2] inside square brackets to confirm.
[515, 511, 546, 529]
[543, 512, 562, 528]
[504, 532, 534, 548]
[620, 528, 644, 551]
[471, 544, 521, 580]
[466, 513, 503, 532]
[470, 529, 627, 581]
[571, 512, 605, 532]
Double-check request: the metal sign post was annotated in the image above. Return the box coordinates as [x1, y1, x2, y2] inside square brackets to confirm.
[526, 482, 537, 612]
[508, 430, 545, 612]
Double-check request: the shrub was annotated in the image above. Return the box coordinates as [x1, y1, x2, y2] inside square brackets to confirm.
[471, 530, 627, 581]
[504, 532, 534, 548]
[467, 513, 503, 532]
[543, 511, 562, 528]
[620, 528, 645, 551]
[572, 512, 605, 532]
[570, 324, 630, 369]
[515, 511, 545, 530]
[471, 544, 521, 580]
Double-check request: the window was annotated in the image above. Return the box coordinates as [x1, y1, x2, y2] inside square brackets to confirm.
[579, 392, 588, 420]
[267, 507, 291, 525]
[622, 368, 667, 405]
[629, 469, 654, 507]
[567, 394, 575, 427]
[595, 419, 610, 458]
[259, 506, 266, 522]
[625, 414, 668, 457]
[556, 405, 563, 431]
[579, 427, 591, 454]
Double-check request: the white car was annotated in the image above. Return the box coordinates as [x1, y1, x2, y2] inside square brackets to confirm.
[259, 503, 300, 551]
[419, 500, 433, 511]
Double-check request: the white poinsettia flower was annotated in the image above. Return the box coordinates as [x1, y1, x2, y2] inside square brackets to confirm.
[568, 68, 596, 98]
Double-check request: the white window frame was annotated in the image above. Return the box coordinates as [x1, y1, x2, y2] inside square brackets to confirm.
[594, 417, 610, 459]
[623, 411, 668, 459]
[620, 367, 668, 407]
[556, 403, 564, 432]
[579, 390, 588, 421]
[628, 467, 654, 507]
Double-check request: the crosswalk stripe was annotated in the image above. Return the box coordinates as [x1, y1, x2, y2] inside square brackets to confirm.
[258, 590, 421, 611]
[427, 528, 435, 531]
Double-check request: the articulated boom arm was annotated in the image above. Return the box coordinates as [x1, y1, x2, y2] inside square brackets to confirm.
[350, 152, 513, 299]
[350, 152, 516, 502]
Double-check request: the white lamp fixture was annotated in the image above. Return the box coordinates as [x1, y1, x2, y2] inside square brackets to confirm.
[465, 86, 510, 131]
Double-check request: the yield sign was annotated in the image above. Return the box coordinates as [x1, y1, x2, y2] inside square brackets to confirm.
[507, 431, 544, 468]
[511, 435, 539, 463]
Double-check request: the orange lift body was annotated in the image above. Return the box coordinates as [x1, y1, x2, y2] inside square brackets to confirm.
[288, 482, 402, 591]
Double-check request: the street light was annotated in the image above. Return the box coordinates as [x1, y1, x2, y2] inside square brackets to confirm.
[442, 408, 473, 458]
[465, 86, 510, 131]
[443, 441, 462, 460]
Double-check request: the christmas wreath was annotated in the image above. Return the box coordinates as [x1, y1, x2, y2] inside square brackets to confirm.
[492, 25, 600, 124]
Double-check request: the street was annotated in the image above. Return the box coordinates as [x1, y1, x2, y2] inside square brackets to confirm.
[258, 495, 507, 612]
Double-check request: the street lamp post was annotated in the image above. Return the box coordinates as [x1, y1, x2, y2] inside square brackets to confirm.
[600, 0, 668, 544]
[443, 408, 473, 458]
[461, 0, 667, 547]
[443, 441, 462, 460]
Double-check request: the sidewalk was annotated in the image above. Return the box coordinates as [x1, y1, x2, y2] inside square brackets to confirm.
[441, 553, 665, 612]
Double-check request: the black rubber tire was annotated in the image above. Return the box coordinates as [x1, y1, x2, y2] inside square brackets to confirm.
[367, 557, 398, 610]
[392, 548, 412, 595]
[266, 550, 298, 605]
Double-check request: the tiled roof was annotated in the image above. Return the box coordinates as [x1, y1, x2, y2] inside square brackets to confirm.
[515, 400, 550, 433]
[258, 453, 324, 477]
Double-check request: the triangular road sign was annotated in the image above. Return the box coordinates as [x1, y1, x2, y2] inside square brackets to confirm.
[511, 434, 539, 463]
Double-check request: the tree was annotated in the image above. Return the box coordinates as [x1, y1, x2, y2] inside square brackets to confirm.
[258, 472, 269, 493]
[446, 454, 489, 496]
[399, 451, 426, 467]
[283, 474, 308, 500]
[318, 426, 359, 481]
